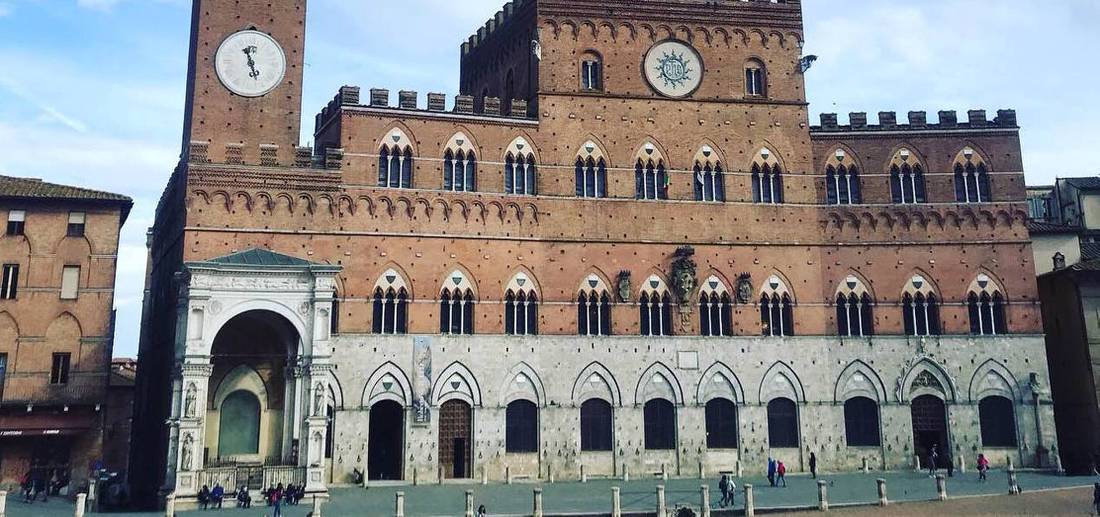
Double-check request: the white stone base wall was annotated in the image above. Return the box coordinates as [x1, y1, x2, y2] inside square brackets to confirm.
[325, 334, 1058, 485]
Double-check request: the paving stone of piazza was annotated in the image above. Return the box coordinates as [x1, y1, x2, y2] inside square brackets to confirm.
[3, 471, 1096, 516]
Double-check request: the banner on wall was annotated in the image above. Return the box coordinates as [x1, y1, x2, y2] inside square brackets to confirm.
[412, 337, 432, 425]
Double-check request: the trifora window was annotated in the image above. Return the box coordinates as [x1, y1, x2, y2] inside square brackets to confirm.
[372, 269, 409, 335]
[639, 275, 672, 336]
[504, 272, 538, 335]
[504, 137, 537, 196]
[751, 148, 783, 204]
[378, 129, 413, 189]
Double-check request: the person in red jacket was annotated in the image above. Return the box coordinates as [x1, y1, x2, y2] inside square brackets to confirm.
[777, 461, 787, 488]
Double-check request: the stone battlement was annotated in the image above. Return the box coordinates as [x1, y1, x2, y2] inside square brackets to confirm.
[314, 86, 535, 135]
[812, 109, 1018, 132]
[461, 0, 533, 56]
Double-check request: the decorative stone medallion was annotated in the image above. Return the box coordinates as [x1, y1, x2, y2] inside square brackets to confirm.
[644, 40, 704, 98]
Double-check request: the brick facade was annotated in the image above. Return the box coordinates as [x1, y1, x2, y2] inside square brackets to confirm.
[130, 0, 1057, 506]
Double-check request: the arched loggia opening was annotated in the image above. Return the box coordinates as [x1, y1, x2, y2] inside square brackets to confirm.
[208, 310, 300, 467]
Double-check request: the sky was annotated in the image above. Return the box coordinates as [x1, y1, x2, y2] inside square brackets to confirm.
[0, 0, 1098, 358]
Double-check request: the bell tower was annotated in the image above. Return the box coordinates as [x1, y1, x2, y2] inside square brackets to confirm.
[181, 0, 307, 166]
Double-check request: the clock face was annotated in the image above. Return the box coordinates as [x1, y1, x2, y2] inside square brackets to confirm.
[215, 30, 287, 98]
[644, 40, 704, 98]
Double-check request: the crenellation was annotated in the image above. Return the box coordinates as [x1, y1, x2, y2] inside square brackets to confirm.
[455, 94, 475, 113]
[370, 88, 390, 107]
[324, 147, 345, 170]
[294, 146, 314, 168]
[399, 90, 418, 110]
[812, 108, 1019, 132]
[483, 96, 501, 116]
[427, 92, 447, 112]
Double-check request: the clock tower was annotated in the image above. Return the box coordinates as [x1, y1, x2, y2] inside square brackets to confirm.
[181, 0, 307, 166]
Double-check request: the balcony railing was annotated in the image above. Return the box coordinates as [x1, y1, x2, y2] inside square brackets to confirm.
[199, 465, 305, 491]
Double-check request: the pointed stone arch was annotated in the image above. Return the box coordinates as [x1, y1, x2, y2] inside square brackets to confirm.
[967, 269, 1006, 299]
[885, 143, 928, 172]
[499, 362, 547, 406]
[572, 361, 622, 406]
[441, 267, 478, 298]
[900, 358, 957, 403]
[952, 142, 993, 171]
[442, 128, 481, 159]
[503, 133, 541, 163]
[504, 268, 541, 298]
[213, 364, 269, 411]
[635, 361, 684, 406]
[748, 142, 785, 170]
[823, 143, 864, 173]
[834, 360, 888, 403]
[363, 361, 413, 407]
[639, 271, 671, 297]
[46, 312, 83, 342]
[697, 362, 745, 404]
[576, 136, 612, 167]
[758, 361, 805, 404]
[578, 269, 614, 295]
[431, 361, 482, 407]
[377, 123, 417, 155]
[699, 271, 732, 298]
[373, 263, 413, 299]
[901, 269, 940, 298]
[836, 269, 875, 299]
[0, 311, 20, 338]
[692, 139, 726, 168]
[968, 359, 1020, 403]
[760, 271, 795, 302]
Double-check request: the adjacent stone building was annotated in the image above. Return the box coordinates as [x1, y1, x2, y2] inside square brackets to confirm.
[1027, 178, 1100, 473]
[130, 0, 1057, 507]
[0, 174, 131, 490]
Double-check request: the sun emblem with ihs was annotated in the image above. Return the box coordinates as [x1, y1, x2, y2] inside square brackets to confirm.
[656, 51, 693, 89]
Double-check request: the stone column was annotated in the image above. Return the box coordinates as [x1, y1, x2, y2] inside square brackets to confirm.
[465, 490, 474, 517]
[611, 487, 621, 517]
[312, 495, 322, 517]
[395, 492, 405, 517]
[533, 488, 543, 517]
[303, 364, 332, 494]
[935, 474, 947, 501]
[164, 493, 176, 517]
[744, 484, 755, 517]
[622, 463, 629, 482]
[817, 480, 828, 511]
[581, 464, 587, 483]
[700, 485, 711, 517]
[876, 479, 888, 506]
[173, 361, 213, 497]
[656, 485, 666, 516]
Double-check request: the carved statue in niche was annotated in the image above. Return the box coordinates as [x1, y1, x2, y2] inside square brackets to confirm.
[313, 382, 325, 417]
[669, 246, 697, 305]
[616, 271, 632, 303]
[184, 383, 197, 418]
[735, 273, 753, 304]
[180, 433, 194, 472]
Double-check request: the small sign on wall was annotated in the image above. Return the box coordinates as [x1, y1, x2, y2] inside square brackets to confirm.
[677, 351, 699, 370]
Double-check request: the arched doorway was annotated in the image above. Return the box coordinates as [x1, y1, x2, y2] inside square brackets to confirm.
[209, 310, 299, 466]
[219, 391, 261, 456]
[911, 395, 948, 467]
[367, 401, 404, 480]
[439, 400, 472, 479]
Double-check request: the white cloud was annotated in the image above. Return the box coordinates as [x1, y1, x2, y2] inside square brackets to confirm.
[0, 3, 12, 17]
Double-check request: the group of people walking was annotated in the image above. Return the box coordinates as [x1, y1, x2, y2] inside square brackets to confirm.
[19, 468, 69, 504]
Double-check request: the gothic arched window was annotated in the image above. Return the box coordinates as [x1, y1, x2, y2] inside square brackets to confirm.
[504, 138, 537, 196]
[889, 149, 926, 204]
[693, 146, 725, 202]
[745, 59, 766, 97]
[751, 148, 783, 204]
[442, 133, 477, 192]
[440, 271, 475, 335]
[643, 399, 676, 450]
[760, 275, 794, 337]
[705, 398, 739, 449]
[699, 275, 733, 337]
[580, 51, 603, 91]
[954, 148, 992, 203]
[825, 149, 861, 205]
[505, 400, 538, 453]
[844, 397, 881, 446]
[505, 272, 538, 335]
[372, 269, 409, 335]
[979, 396, 1017, 447]
[967, 274, 1007, 335]
[580, 399, 613, 451]
[639, 275, 672, 336]
[378, 129, 414, 189]
[836, 275, 874, 337]
[575, 141, 608, 198]
[902, 275, 941, 336]
[578, 274, 612, 336]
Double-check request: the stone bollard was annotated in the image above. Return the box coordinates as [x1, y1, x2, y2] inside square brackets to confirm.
[506, 466, 513, 484]
[312, 495, 322, 517]
[87, 482, 96, 508]
[913, 455, 922, 471]
[1007, 467, 1020, 495]
[465, 490, 475, 517]
[957, 448, 966, 474]
[481, 465, 488, 485]
[661, 463, 669, 481]
[656, 485, 666, 516]
[699, 460, 706, 479]
[817, 480, 828, 511]
[611, 487, 621, 517]
[876, 478, 888, 506]
[622, 464, 630, 482]
[533, 488, 544, 517]
[700, 485, 711, 517]
[744, 484, 755, 517]
[581, 464, 588, 483]
[412, 467, 419, 486]
[736, 460, 743, 478]
[0, 490, 7, 517]
[548, 463, 555, 483]
[1007, 456, 1014, 470]
[861, 457, 869, 473]
[75, 493, 87, 517]
[164, 493, 176, 517]
[935, 474, 947, 501]
[395, 492, 405, 517]
[1054, 451, 1064, 474]
[438, 466, 445, 485]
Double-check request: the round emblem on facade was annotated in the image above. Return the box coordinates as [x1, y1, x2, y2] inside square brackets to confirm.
[214, 30, 287, 98]
[644, 40, 703, 98]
